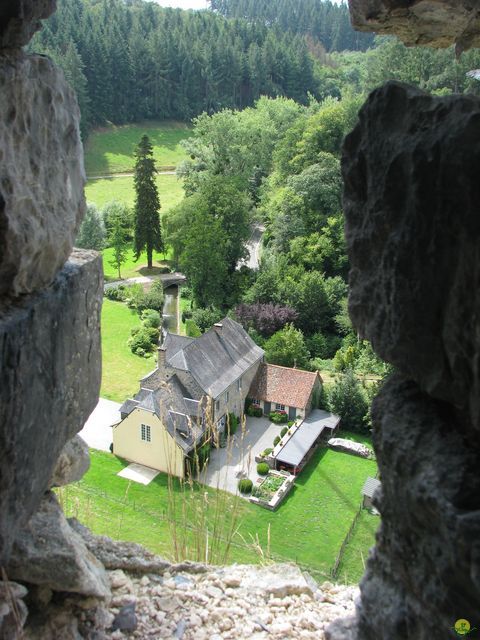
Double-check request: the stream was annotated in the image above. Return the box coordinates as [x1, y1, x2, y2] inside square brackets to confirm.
[162, 285, 179, 336]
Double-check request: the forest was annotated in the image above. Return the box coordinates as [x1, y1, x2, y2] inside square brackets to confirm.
[52, 0, 480, 431]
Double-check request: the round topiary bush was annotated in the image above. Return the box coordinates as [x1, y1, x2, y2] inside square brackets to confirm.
[280, 427, 288, 437]
[257, 462, 269, 476]
[238, 478, 253, 494]
[273, 436, 281, 447]
[262, 447, 273, 457]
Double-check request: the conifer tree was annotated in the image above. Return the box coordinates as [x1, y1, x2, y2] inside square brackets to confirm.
[133, 135, 163, 268]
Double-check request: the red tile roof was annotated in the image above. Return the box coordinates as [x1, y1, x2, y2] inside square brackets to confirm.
[248, 363, 322, 409]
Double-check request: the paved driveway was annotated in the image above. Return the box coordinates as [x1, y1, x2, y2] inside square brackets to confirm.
[202, 416, 285, 495]
[79, 398, 121, 452]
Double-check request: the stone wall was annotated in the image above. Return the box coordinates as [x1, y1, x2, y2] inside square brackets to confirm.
[0, 2, 106, 637]
[326, 80, 480, 640]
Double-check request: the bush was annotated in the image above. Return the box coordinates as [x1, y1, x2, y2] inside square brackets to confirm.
[280, 427, 288, 437]
[191, 307, 223, 333]
[181, 308, 193, 323]
[137, 281, 164, 313]
[247, 404, 263, 417]
[269, 411, 288, 424]
[262, 448, 273, 457]
[186, 319, 202, 337]
[238, 478, 253, 494]
[128, 326, 159, 356]
[180, 285, 193, 299]
[257, 462, 269, 476]
[227, 413, 238, 436]
[141, 308, 161, 328]
[158, 266, 171, 274]
[287, 420, 295, 427]
[104, 285, 128, 301]
[273, 436, 281, 447]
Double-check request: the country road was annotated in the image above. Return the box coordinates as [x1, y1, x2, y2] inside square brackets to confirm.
[240, 223, 265, 270]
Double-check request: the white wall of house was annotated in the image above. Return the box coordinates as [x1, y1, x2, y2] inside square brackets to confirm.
[249, 399, 305, 421]
[113, 407, 185, 478]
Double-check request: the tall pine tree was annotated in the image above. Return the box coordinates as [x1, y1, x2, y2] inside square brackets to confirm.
[133, 135, 163, 268]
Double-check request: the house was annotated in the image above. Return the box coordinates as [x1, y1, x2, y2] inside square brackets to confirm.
[113, 316, 327, 478]
[113, 317, 264, 476]
[362, 476, 381, 509]
[248, 363, 322, 421]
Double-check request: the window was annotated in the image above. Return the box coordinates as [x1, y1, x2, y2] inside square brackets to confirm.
[237, 377, 242, 391]
[225, 390, 229, 403]
[275, 403, 285, 411]
[215, 400, 220, 413]
[141, 424, 151, 442]
[251, 398, 259, 406]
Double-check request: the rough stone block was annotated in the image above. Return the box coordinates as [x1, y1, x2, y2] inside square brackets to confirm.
[7, 492, 110, 599]
[0, 52, 85, 297]
[348, 0, 480, 51]
[49, 435, 90, 488]
[356, 375, 480, 639]
[0, 249, 102, 564]
[0, 0, 55, 49]
[342, 82, 480, 429]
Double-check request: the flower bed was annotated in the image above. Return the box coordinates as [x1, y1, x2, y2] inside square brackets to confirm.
[249, 471, 295, 511]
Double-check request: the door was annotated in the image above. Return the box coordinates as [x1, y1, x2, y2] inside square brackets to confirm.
[288, 406, 296, 421]
[264, 401, 271, 416]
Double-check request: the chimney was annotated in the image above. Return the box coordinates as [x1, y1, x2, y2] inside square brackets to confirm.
[158, 346, 166, 371]
[213, 323, 223, 333]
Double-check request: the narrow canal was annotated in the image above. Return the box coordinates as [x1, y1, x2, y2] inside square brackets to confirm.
[162, 285, 179, 335]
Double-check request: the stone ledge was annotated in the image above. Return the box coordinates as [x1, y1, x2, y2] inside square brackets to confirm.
[0, 249, 103, 564]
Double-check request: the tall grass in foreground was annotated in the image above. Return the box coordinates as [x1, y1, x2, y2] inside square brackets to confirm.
[165, 404, 266, 565]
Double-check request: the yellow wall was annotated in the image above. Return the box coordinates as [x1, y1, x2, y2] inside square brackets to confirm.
[113, 408, 185, 478]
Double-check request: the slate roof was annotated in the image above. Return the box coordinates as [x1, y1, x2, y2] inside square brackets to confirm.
[164, 317, 264, 399]
[275, 410, 340, 467]
[248, 363, 322, 409]
[362, 476, 381, 499]
[119, 374, 205, 454]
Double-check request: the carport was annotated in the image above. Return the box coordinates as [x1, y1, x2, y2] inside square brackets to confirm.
[275, 410, 340, 474]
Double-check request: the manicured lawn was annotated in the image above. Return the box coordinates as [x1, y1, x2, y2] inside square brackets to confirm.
[62, 439, 377, 582]
[85, 173, 185, 210]
[100, 300, 155, 402]
[102, 247, 173, 282]
[84, 120, 192, 175]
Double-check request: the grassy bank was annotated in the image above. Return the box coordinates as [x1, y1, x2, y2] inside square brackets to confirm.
[84, 120, 192, 175]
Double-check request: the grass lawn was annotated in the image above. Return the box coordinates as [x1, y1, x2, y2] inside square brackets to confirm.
[336, 509, 379, 584]
[100, 300, 155, 402]
[85, 173, 185, 210]
[178, 295, 192, 335]
[84, 120, 192, 175]
[62, 439, 377, 582]
[102, 247, 173, 282]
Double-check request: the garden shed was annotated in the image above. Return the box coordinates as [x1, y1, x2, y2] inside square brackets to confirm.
[362, 476, 381, 509]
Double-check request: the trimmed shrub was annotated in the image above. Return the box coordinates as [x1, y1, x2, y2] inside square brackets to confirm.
[262, 448, 273, 457]
[280, 427, 288, 437]
[273, 436, 281, 447]
[238, 478, 253, 494]
[257, 462, 269, 476]
[247, 405, 263, 418]
[287, 420, 295, 427]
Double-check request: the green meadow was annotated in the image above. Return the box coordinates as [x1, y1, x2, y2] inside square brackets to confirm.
[85, 173, 185, 211]
[84, 120, 192, 176]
